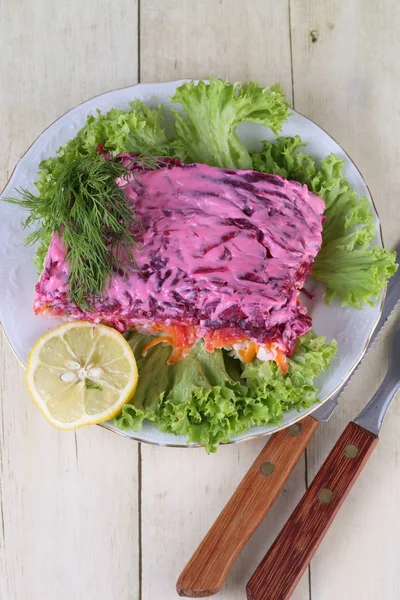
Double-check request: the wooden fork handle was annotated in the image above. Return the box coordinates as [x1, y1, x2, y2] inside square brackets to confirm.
[246, 422, 379, 600]
[176, 416, 320, 597]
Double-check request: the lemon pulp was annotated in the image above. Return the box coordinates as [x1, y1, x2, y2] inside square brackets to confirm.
[26, 321, 138, 429]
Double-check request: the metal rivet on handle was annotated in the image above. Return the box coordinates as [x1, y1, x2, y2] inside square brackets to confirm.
[343, 444, 359, 459]
[287, 423, 302, 437]
[260, 461, 275, 477]
[317, 488, 334, 503]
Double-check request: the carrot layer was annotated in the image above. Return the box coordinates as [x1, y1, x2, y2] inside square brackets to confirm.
[141, 324, 289, 373]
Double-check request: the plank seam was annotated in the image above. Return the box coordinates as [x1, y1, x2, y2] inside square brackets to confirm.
[289, 3, 310, 597]
[138, 443, 143, 600]
[137, 0, 141, 83]
[74, 431, 79, 464]
[288, 0, 295, 107]
[305, 447, 312, 600]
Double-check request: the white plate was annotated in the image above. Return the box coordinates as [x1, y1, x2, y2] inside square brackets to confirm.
[0, 80, 383, 447]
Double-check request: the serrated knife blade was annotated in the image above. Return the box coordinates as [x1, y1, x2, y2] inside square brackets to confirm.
[313, 247, 400, 422]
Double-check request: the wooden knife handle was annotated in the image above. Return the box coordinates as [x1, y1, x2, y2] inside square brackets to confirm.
[176, 416, 320, 598]
[246, 422, 379, 600]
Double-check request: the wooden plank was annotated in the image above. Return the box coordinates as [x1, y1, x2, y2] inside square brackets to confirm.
[0, 1, 140, 599]
[247, 422, 379, 600]
[141, 443, 309, 600]
[302, 315, 400, 600]
[176, 417, 320, 598]
[140, 0, 293, 89]
[290, 1, 400, 598]
[0, 0, 139, 173]
[140, 2, 309, 599]
[0, 345, 140, 600]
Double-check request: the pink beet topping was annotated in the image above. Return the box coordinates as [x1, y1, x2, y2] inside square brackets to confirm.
[34, 160, 324, 354]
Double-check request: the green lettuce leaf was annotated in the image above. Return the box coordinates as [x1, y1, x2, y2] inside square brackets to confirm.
[31, 101, 175, 273]
[171, 79, 290, 169]
[73, 101, 173, 156]
[252, 136, 397, 307]
[113, 331, 337, 452]
[60, 100, 172, 158]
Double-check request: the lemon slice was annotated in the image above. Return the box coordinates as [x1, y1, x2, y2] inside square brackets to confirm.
[26, 321, 138, 430]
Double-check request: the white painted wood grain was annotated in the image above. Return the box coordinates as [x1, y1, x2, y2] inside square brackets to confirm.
[140, 2, 309, 599]
[140, 0, 293, 90]
[0, 343, 140, 600]
[2, 1, 400, 599]
[0, 2, 140, 600]
[291, 1, 400, 598]
[0, 0, 139, 180]
[141, 443, 310, 600]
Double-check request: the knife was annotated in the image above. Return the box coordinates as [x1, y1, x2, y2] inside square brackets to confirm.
[176, 248, 400, 598]
[247, 307, 400, 600]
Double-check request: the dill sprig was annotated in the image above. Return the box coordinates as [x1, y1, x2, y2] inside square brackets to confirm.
[6, 153, 152, 308]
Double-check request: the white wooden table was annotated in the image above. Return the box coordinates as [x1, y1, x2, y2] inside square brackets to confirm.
[1, 2, 400, 599]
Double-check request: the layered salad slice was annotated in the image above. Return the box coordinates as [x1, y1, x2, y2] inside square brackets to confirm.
[35, 160, 324, 372]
